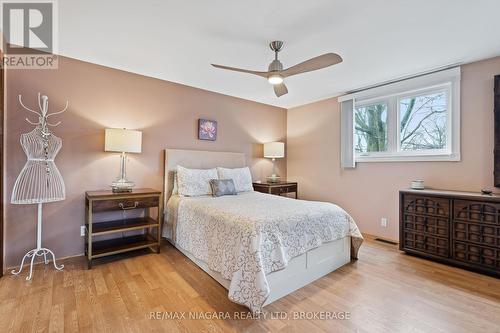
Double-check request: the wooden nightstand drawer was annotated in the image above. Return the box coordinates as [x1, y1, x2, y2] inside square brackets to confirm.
[92, 196, 159, 212]
[270, 184, 297, 195]
[253, 181, 298, 199]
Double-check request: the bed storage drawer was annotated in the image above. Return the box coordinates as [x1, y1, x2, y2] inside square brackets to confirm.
[264, 237, 350, 306]
[307, 237, 348, 267]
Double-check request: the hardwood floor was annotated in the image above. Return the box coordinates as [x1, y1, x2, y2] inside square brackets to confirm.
[0, 237, 499, 333]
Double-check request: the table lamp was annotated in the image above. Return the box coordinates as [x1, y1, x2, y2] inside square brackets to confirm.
[263, 142, 285, 183]
[105, 128, 142, 192]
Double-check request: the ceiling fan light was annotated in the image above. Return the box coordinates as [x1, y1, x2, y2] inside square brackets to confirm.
[268, 74, 283, 85]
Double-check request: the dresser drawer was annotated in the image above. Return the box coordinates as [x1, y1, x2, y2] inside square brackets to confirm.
[402, 230, 449, 258]
[403, 194, 450, 217]
[92, 196, 159, 212]
[453, 200, 500, 225]
[403, 213, 448, 237]
[270, 185, 297, 195]
[453, 220, 500, 247]
[453, 241, 500, 270]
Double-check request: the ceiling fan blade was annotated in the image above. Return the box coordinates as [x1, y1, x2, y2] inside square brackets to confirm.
[274, 83, 288, 97]
[211, 64, 268, 78]
[281, 53, 343, 77]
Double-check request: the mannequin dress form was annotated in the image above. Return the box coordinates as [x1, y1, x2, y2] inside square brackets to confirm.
[11, 94, 68, 280]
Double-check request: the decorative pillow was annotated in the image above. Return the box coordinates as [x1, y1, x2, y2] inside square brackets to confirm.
[209, 179, 237, 197]
[177, 166, 218, 196]
[217, 167, 253, 192]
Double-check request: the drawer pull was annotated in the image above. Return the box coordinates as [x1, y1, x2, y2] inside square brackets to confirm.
[119, 201, 139, 210]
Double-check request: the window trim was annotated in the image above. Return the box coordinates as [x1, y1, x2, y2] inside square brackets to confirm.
[342, 67, 460, 163]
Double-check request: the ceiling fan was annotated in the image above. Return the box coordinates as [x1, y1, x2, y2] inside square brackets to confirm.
[212, 41, 343, 97]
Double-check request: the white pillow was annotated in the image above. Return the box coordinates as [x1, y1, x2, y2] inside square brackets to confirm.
[177, 166, 218, 196]
[217, 167, 253, 193]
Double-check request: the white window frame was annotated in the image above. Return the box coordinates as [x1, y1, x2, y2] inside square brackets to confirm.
[340, 67, 460, 163]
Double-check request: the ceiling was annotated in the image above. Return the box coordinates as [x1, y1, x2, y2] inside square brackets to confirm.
[58, 0, 500, 108]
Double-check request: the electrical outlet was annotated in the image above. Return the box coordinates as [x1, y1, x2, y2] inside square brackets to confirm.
[80, 226, 86, 237]
[380, 218, 388, 228]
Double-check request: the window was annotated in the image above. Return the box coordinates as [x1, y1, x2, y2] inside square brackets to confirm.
[340, 67, 460, 164]
[354, 101, 388, 153]
[399, 91, 447, 151]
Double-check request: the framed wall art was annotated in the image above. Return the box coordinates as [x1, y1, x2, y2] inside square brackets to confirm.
[198, 119, 217, 141]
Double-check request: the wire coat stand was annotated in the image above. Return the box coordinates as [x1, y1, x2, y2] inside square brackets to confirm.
[11, 204, 64, 280]
[11, 93, 68, 280]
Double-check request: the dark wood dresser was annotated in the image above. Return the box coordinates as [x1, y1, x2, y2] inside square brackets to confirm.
[400, 189, 500, 277]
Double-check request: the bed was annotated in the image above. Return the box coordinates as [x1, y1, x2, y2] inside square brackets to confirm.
[162, 149, 363, 312]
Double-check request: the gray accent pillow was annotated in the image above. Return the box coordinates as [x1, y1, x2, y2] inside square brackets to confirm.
[209, 179, 237, 197]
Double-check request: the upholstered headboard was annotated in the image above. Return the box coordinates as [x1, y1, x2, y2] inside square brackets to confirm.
[163, 149, 246, 206]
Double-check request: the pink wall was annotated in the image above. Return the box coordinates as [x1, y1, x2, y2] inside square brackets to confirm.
[5, 51, 499, 268]
[287, 56, 500, 241]
[4, 56, 286, 267]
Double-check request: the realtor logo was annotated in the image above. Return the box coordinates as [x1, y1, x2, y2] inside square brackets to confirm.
[1, 0, 57, 68]
[2, 1, 53, 53]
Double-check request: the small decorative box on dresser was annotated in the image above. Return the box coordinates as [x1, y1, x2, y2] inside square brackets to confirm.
[400, 189, 500, 277]
[253, 181, 298, 199]
[85, 188, 162, 268]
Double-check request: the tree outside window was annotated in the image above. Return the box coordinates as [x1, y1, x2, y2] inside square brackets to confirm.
[399, 92, 447, 151]
[354, 103, 388, 153]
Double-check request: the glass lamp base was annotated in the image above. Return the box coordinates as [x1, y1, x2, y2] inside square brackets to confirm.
[111, 179, 134, 193]
[266, 175, 281, 183]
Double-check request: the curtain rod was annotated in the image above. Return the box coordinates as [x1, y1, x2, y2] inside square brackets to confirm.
[345, 63, 461, 95]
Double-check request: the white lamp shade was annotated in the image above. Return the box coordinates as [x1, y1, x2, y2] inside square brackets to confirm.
[263, 142, 285, 158]
[105, 128, 142, 153]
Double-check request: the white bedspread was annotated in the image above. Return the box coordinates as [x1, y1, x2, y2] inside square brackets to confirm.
[163, 191, 363, 312]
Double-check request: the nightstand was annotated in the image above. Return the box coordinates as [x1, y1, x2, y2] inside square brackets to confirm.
[253, 181, 298, 199]
[85, 188, 162, 268]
